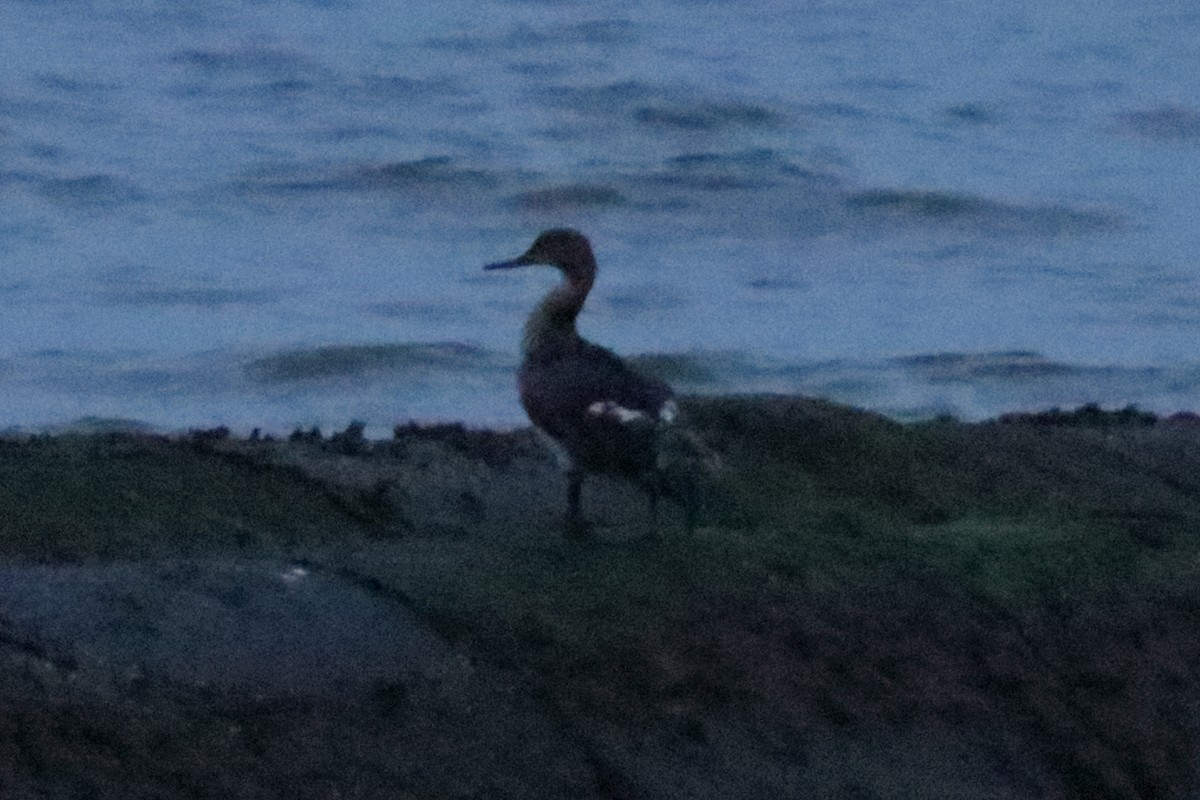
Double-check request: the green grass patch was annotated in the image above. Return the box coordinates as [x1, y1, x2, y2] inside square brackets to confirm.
[911, 516, 1144, 610]
[0, 435, 362, 561]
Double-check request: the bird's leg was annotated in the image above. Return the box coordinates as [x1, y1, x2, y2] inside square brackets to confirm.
[639, 476, 661, 545]
[567, 467, 582, 518]
[681, 479, 698, 535]
[564, 468, 592, 541]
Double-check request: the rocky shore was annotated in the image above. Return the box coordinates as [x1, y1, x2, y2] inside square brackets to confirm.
[1, 395, 1197, 799]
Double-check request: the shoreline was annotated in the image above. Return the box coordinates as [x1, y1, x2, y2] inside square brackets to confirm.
[2, 394, 1197, 798]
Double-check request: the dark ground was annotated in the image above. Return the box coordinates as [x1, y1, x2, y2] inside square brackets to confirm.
[0, 395, 1198, 799]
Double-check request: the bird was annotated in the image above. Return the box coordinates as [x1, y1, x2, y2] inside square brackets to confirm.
[485, 229, 681, 540]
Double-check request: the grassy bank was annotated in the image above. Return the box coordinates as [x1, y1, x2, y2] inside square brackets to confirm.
[1, 396, 1197, 798]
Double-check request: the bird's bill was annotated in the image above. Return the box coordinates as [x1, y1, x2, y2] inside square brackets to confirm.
[483, 253, 535, 271]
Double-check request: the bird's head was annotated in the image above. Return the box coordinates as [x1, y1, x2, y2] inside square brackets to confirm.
[485, 229, 597, 285]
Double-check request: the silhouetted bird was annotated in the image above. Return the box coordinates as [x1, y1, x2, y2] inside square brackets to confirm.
[485, 229, 684, 540]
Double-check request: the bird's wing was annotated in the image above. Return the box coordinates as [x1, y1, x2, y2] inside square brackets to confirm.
[519, 343, 675, 471]
[528, 342, 673, 419]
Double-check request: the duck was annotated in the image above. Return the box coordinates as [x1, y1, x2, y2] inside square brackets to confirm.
[485, 229, 680, 539]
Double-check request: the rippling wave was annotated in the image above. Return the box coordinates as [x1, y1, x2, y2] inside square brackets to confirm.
[1, 0, 1197, 433]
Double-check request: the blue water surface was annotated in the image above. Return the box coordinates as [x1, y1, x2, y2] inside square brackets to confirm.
[1, 0, 1198, 434]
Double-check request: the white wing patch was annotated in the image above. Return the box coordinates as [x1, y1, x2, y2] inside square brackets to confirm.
[587, 400, 650, 424]
[587, 399, 677, 425]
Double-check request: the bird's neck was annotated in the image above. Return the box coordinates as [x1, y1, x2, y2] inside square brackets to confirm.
[522, 273, 594, 358]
